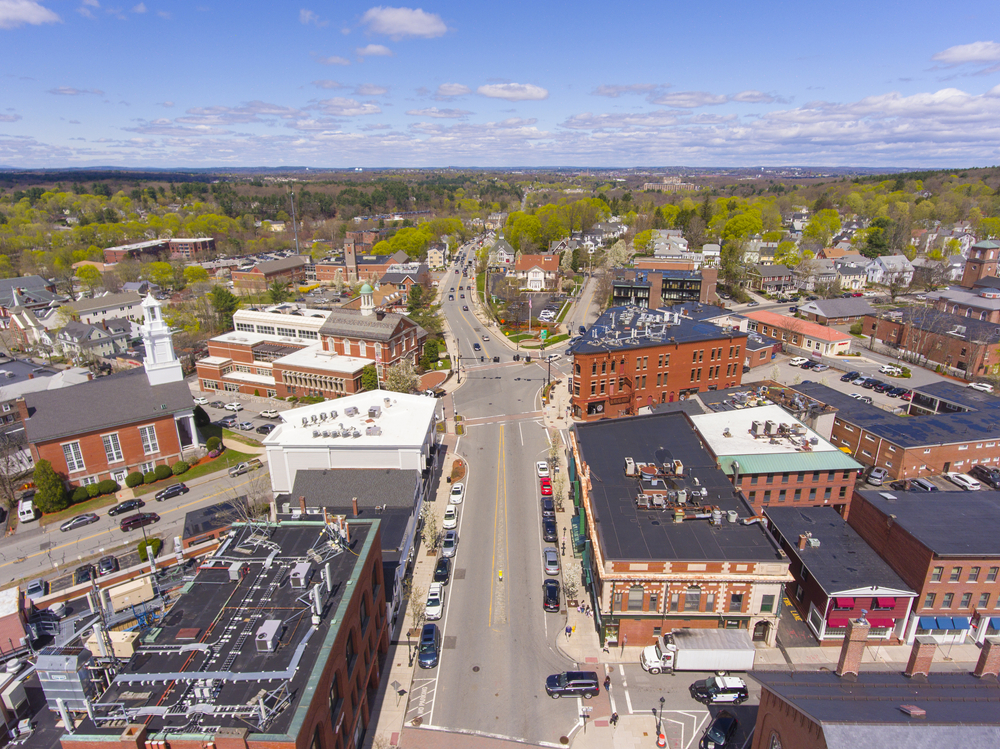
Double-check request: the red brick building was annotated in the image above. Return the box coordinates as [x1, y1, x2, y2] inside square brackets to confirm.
[571, 306, 746, 421]
[232, 256, 309, 290]
[316, 249, 409, 284]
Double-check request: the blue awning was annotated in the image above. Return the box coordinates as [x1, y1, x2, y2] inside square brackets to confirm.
[918, 616, 937, 629]
[991, 617, 1000, 629]
[951, 616, 970, 629]
[936, 616, 955, 630]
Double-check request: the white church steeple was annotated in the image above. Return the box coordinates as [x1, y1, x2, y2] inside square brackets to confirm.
[140, 293, 183, 386]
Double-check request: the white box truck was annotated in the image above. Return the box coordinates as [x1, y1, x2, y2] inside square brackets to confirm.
[640, 629, 756, 674]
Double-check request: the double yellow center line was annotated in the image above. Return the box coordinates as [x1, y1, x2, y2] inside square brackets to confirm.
[489, 425, 509, 628]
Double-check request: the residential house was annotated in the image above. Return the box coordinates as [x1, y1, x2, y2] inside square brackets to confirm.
[514, 254, 559, 291]
[797, 297, 875, 325]
[8, 305, 53, 352]
[798, 259, 839, 292]
[850, 488, 1000, 644]
[22, 295, 200, 489]
[492, 238, 516, 265]
[378, 262, 429, 296]
[55, 318, 132, 360]
[765, 507, 916, 642]
[610, 267, 718, 307]
[0, 276, 66, 329]
[744, 239, 778, 265]
[748, 264, 796, 294]
[68, 291, 142, 326]
[426, 242, 448, 269]
[231, 256, 309, 290]
[866, 255, 914, 287]
[742, 310, 853, 356]
[0, 360, 90, 430]
[569, 410, 791, 645]
[833, 259, 867, 291]
[911, 255, 965, 287]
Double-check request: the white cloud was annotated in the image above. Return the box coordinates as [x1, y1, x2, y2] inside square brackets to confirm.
[561, 111, 681, 130]
[0, 0, 60, 27]
[313, 80, 346, 90]
[360, 6, 446, 39]
[48, 86, 104, 95]
[159, 101, 173, 107]
[317, 54, 350, 66]
[730, 90, 781, 104]
[179, 101, 302, 125]
[476, 83, 548, 101]
[650, 91, 727, 108]
[156, 9, 169, 18]
[406, 107, 472, 118]
[314, 97, 381, 116]
[435, 83, 470, 99]
[0, 113, 22, 122]
[125, 118, 230, 136]
[300, 8, 327, 27]
[932, 41, 1000, 65]
[132, 2, 145, 12]
[357, 43, 392, 57]
[355, 83, 388, 96]
[592, 84, 663, 98]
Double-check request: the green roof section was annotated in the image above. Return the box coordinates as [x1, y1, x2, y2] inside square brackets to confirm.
[718, 450, 862, 477]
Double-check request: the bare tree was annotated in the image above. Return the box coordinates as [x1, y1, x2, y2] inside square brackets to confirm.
[384, 359, 419, 393]
[0, 430, 33, 513]
[420, 503, 439, 551]
[884, 271, 910, 302]
[408, 583, 427, 632]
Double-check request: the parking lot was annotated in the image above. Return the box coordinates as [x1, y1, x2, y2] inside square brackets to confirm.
[194, 395, 287, 436]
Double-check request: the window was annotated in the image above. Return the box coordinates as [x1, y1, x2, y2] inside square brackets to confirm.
[102, 433, 123, 463]
[923, 593, 935, 608]
[601, 361, 607, 375]
[794, 489, 801, 501]
[950, 567, 962, 582]
[824, 487, 832, 500]
[62, 442, 85, 472]
[760, 594, 775, 613]
[684, 587, 702, 612]
[809, 488, 817, 500]
[628, 585, 645, 611]
[80, 475, 98, 486]
[781, 473, 789, 484]
[942, 593, 954, 609]
[979, 593, 990, 609]
[988, 567, 999, 583]
[960, 592, 972, 609]
[763, 490, 771, 503]
[931, 567, 943, 582]
[139, 426, 159, 454]
[778, 490, 786, 502]
[729, 593, 743, 612]
[329, 674, 343, 725]
[969, 567, 981, 582]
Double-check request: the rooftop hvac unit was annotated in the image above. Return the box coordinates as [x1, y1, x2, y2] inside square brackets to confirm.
[352, 429, 361, 438]
[727, 511, 738, 524]
[625, 457, 636, 476]
[311, 414, 318, 423]
[751, 420, 763, 435]
[764, 420, 776, 435]
[345, 406, 359, 417]
[807, 538, 821, 547]
[322, 430, 330, 438]
[255, 620, 282, 653]
[369, 405, 381, 418]
[676, 489, 688, 504]
[319, 412, 327, 421]
[365, 425, 382, 436]
[810, 437, 819, 445]
[329, 410, 338, 419]
[673, 459, 684, 475]
[312, 430, 320, 438]
[723, 427, 731, 438]
[302, 417, 309, 427]
[228, 562, 249, 581]
[779, 423, 789, 433]
[290, 562, 311, 589]
[712, 509, 723, 525]
[340, 427, 351, 438]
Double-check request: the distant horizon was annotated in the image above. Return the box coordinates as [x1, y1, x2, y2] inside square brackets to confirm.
[2, 2, 999, 169]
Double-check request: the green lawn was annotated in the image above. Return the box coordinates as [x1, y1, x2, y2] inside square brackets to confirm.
[132, 446, 258, 497]
[200, 423, 263, 449]
[39, 494, 126, 526]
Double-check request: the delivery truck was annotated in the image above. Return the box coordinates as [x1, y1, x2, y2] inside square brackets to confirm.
[640, 629, 756, 674]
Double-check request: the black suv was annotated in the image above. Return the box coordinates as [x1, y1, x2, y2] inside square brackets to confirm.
[542, 579, 560, 612]
[545, 671, 600, 699]
[417, 623, 441, 669]
[155, 483, 188, 501]
[969, 464, 1000, 489]
[433, 557, 451, 585]
[700, 711, 739, 748]
[73, 564, 96, 586]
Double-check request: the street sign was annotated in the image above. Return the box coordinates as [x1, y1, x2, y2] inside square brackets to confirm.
[540, 330, 548, 340]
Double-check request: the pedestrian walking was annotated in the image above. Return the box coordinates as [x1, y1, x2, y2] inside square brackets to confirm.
[565, 625, 572, 639]
[610, 712, 619, 727]
[604, 675, 611, 691]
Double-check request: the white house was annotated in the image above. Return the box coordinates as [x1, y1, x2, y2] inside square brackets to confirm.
[867, 255, 914, 286]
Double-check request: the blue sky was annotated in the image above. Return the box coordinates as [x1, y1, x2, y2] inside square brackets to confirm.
[2, 0, 1000, 168]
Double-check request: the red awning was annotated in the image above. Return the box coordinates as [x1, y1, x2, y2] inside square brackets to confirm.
[827, 618, 850, 628]
[876, 597, 895, 608]
[835, 597, 855, 608]
[867, 617, 894, 628]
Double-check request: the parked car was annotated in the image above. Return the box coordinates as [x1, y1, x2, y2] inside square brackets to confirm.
[449, 482, 465, 504]
[788, 357, 808, 367]
[945, 471, 982, 491]
[25, 578, 47, 601]
[417, 623, 441, 668]
[97, 555, 119, 576]
[433, 557, 451, 585]
[542, 579, 560, 612]
[545, 671, 600, 699]
[969, 464, 1000, 489]
[879, 364, 902, 375]
[108, 499, 145, 516]
[968, 381, 994, 393]
[866, 467, 889, 486]
[256, 423, 276, 435]
[236, 421, 254, 431]
[219, 415, 238, 428]
[887, 386, 907, 398]
[260, 409, 279, 419]
[119, 512, 159, 532]
[441, 530, 458, 558]
[442, 505, 458, 529]
[841, 371, 861, 382]
[542, 517, 558, 542]
[228, 459, 262, 478]
[425, 583, 445, 621]
[73, 564, 96, 586]
[155, 483, 188, 501]
[209, 400, 225, 409]
[799, 360, 817, 370]
[690, 676, 748, 705]
[541, 498, 555, 518]
[812, 363, 830, 372]
[540, 477, 552, 496]
[224, 402, 243, 412]
[60, 513, 100, 532]
[700, 710, 739, 749]
[890, 478, 939, 492]
[536, 461, 549, 478]
[193, 396, 209, 405]
[861, 378, 880, 390]
[873, 381, 894, 393]
[543, 547, 560, 576]
[901, 390, 913, 401]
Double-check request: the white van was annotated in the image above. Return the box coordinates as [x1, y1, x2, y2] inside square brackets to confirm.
[17, 498, 39, 523]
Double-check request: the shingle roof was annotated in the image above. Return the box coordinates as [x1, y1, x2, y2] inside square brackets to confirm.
[255, 256, 307, 274]
[743, 310, 852, 342]
[24, 367, 193, 443]
[319, 309, 426, 342]
[69, 291, 141, 315]
[798, 298, 875, 318]
[515, 254, 559, 272]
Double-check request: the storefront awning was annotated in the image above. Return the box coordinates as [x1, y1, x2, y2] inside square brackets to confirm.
[876, 597, 895, 608]
[918, 616, 938, 629]
[827, 618, 850, 628]
[951, 616, 970, 629]
[990, 617, 1000, 630]
[867, 617, 894, 628]
[835, 597, 854, 608]
[935, 616, 955, 630]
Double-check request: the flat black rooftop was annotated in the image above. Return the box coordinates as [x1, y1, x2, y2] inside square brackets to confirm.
[856, 489, 1000, 557]
[793, 381, 1000, 448]
[574, 411, 784, 562]
[753, 670, 1000, 739]
[70, 519, 377, 742]
[764, 507, 913, 595]
[568, 305, 745, 356]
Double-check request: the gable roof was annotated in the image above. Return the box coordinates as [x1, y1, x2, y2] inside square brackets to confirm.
[319, 308, 427, 342]
[742, 310, 852, 342]
[24, 366, 193, 443]
[878, 254, 914, 272]
[69, 291, 142, 315]
[514, 254, 559, 273]
[753, 264, 795, 278]
[254, 256, 308, 274]
[798, 298, 875, 318]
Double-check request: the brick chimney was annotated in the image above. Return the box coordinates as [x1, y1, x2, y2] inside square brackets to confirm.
[798, 534, 808, 550]
[836, 617, 870, 678]
[298, 495, 306, 514]
[973, 636, 1000, 679]
[904, 635, 937, 679]
[351, 496, 359, 517]
[15, 397, 29, 423]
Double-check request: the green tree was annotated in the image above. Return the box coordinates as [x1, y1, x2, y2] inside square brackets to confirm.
[210, 286, 240, 330]
[268, 281, 291, 305]
[75, 264, 103, 293]
[183, 265, 209, 284]
[407, 283, 425, 313]
[361, 364, 378, 391]
[147, 261, 175, 289]
[802, 209, 842, 249]
[420, 338, 440, 369]
[633, 229, 654, 255]
[33, 459, 69, 514]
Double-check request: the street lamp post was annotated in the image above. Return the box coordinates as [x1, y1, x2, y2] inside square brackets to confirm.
[657, 696, 665, 734]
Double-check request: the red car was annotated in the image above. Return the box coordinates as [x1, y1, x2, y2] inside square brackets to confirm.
[540, 477, 553, 496]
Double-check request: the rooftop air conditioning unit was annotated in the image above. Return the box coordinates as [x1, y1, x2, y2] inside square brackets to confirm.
[311, 430, 320, 438]
[807, 538, 821, 548]
[369, 405, 381, 418]
[750, 420, 763, 436]
[676, 489, 688, 504]
[764, 420, 776, 435]
[723, 427, 732, 438]
[322, 430, 330, 438]
[319, 412, 327, 421]
[365, 425, 382, 436]
[301, 418, 309, 427]
[625, 457, 636, 476]
[255, 620, 282, 653]
[290, 562, 311, 589]
[329, 410, 337, 419]
[345, 406, 359, 417]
